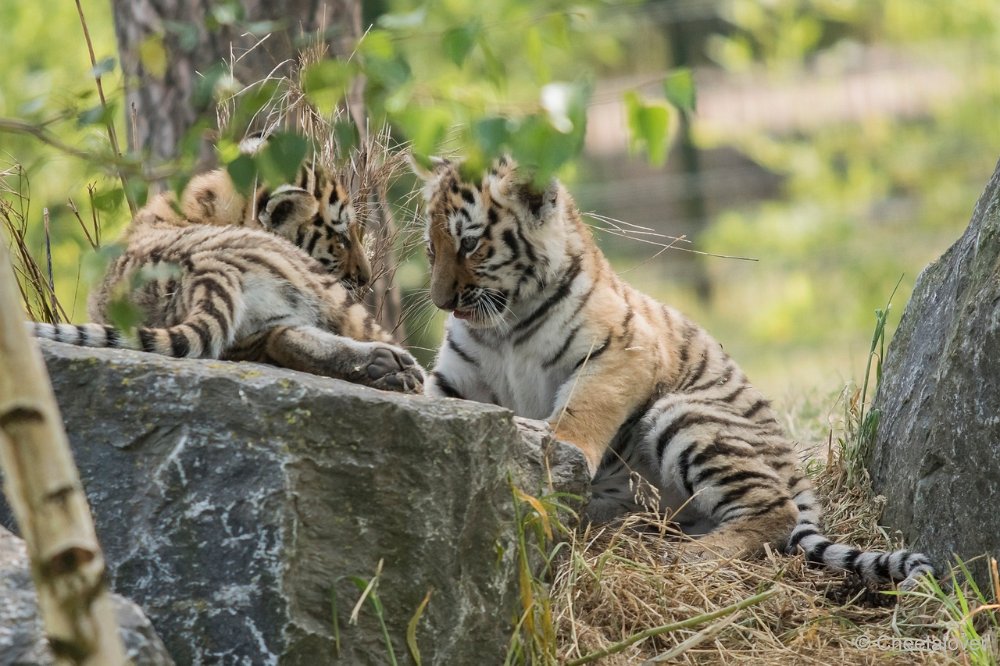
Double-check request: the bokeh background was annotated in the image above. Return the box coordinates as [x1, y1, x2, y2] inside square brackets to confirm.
[2, 0, 999, 410]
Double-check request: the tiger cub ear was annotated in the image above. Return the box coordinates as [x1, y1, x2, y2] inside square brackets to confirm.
[258, 185, 319, 231]
[408, 154, 454, 181]
[488, 157, 561, 223]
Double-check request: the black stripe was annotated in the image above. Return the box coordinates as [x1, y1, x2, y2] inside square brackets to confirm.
[515, 227, 537, 262]
[461, 188, 475, 204]
[689, 440, 758, 468]
[572, 333, 611, 371]
[874, 553, 891, 581]
[169, 330, 191, 357]
[137, 328, 157, 352]
[787, 526, 820, 551]
[743, 399, 770, 419]
[447, 333, 478, 367]
[512, 254, 582, 339]
[692, 365, 733, 392]
[691, 464, 729, 486]
[76, 325, 87, 345]
[543, 325, 581, 369]
[305, 230, 320, 257]
[715, 470, 777, 486]
[103, 325, 120, 347]
[187, 322, 214, 355]
[676, 442, 697, 495]
[807, 539, 832, 563]
[710, 481, 773, 516]
[734, 497, 791, 521]
[839, 548, 862, 573]
[620, 306, 635, 347]
[681, 349, 709, 389]
[433, 371, 463, 399]
[502, 229, 521, 260]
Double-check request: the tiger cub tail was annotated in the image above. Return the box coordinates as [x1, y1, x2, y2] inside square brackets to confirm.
[787, 488, 935, 588]
[30, 310, 231, 359]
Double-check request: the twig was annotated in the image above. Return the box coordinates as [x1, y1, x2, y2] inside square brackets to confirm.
[74, 0, 136, 215]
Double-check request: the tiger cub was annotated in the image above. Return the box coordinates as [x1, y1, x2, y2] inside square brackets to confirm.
[132, 160, 371, 285]
[32, 162, 423, 393]
[413, 156, 933, 586]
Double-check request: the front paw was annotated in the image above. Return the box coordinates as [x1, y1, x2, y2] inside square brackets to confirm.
[365, 344, 425, 394]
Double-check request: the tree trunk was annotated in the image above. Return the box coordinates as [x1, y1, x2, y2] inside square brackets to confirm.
[0, 244, 126, 665]
[110, 0, 360, 162]
[110, 0, 405, 335]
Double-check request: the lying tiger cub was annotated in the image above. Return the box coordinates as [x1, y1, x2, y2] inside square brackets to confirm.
[414, 156, 933, 587]
[32, 161, 422, 393]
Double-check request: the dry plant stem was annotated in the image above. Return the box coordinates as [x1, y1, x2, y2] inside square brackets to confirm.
[0, 244, 126, 664]
[565, 587, 778, 666]
[73, 0, 136, 216]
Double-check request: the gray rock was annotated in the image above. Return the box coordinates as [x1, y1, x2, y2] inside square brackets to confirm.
[869, 158, 1000, 583]
[0, 525, 173, 666]
[1, 341, 588, 665]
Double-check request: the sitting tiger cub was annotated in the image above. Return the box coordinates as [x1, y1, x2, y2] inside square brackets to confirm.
[32, 162, 423, 393]
[414, 156, 933, 586]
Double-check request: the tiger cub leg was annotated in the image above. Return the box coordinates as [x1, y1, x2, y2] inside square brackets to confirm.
[247, 325, 424, 393]
[642, 400, 798, 559]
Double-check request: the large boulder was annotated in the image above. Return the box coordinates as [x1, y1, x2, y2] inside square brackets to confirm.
[869, 158, 1000, 581]
[0, 525, 173, 665]
[0, 341, 589, 665]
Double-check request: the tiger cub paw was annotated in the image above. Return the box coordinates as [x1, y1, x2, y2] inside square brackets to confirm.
[365, 344, 425, 394]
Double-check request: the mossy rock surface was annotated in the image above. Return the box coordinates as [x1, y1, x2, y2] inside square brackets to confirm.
[1, 341, 588, 665]
[870, 157, 1000, 584]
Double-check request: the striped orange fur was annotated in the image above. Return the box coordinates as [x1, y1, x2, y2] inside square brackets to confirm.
[414, 156, 933, 587]
[31, 164, 422, 393]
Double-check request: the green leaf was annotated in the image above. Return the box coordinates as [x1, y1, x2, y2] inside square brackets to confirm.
[302, 60, 355, 112]
[226, 154, 258, 193]
[90, 56, 116, 78]
[443, 24, 479, 66]
[106, 297, 143, 332]
[377, 8, 426, 30]
[624, 91, 671, 166]
[76, 103, 116, 127]
[472, 117, 510, 158]
[359, 30, 395, 60]
[396, 107, 451, 159]
[663, 68, 696, 113]
[163, 20, 200, 52]
[332, 119, 358, 154]
[92, 187, 124, 212]
[259, 132, 309, 185]
[406, 590, 432, 666]
[139, 34, 168, 79]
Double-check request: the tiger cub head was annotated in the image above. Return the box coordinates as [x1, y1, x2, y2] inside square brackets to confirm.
[413, 156, 574, 329]
[182, 161, 372, 287]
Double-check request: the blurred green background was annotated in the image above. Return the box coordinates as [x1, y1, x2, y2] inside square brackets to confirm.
[2, 0, 999, 410]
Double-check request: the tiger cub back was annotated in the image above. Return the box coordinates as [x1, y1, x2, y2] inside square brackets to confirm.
[32, 160, 422, 393]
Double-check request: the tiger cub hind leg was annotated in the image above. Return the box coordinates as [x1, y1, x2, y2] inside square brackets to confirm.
[237, 325, 424, 393]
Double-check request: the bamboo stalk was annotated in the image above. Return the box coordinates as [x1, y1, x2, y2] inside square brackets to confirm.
[0, 243, 127, 665]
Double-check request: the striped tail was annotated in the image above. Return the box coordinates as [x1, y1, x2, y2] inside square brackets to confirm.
[30, 319, 228, 359]
[787, 489, 935, 588]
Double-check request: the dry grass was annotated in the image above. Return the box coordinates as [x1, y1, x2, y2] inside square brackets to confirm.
[546, 436, 999, 666]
